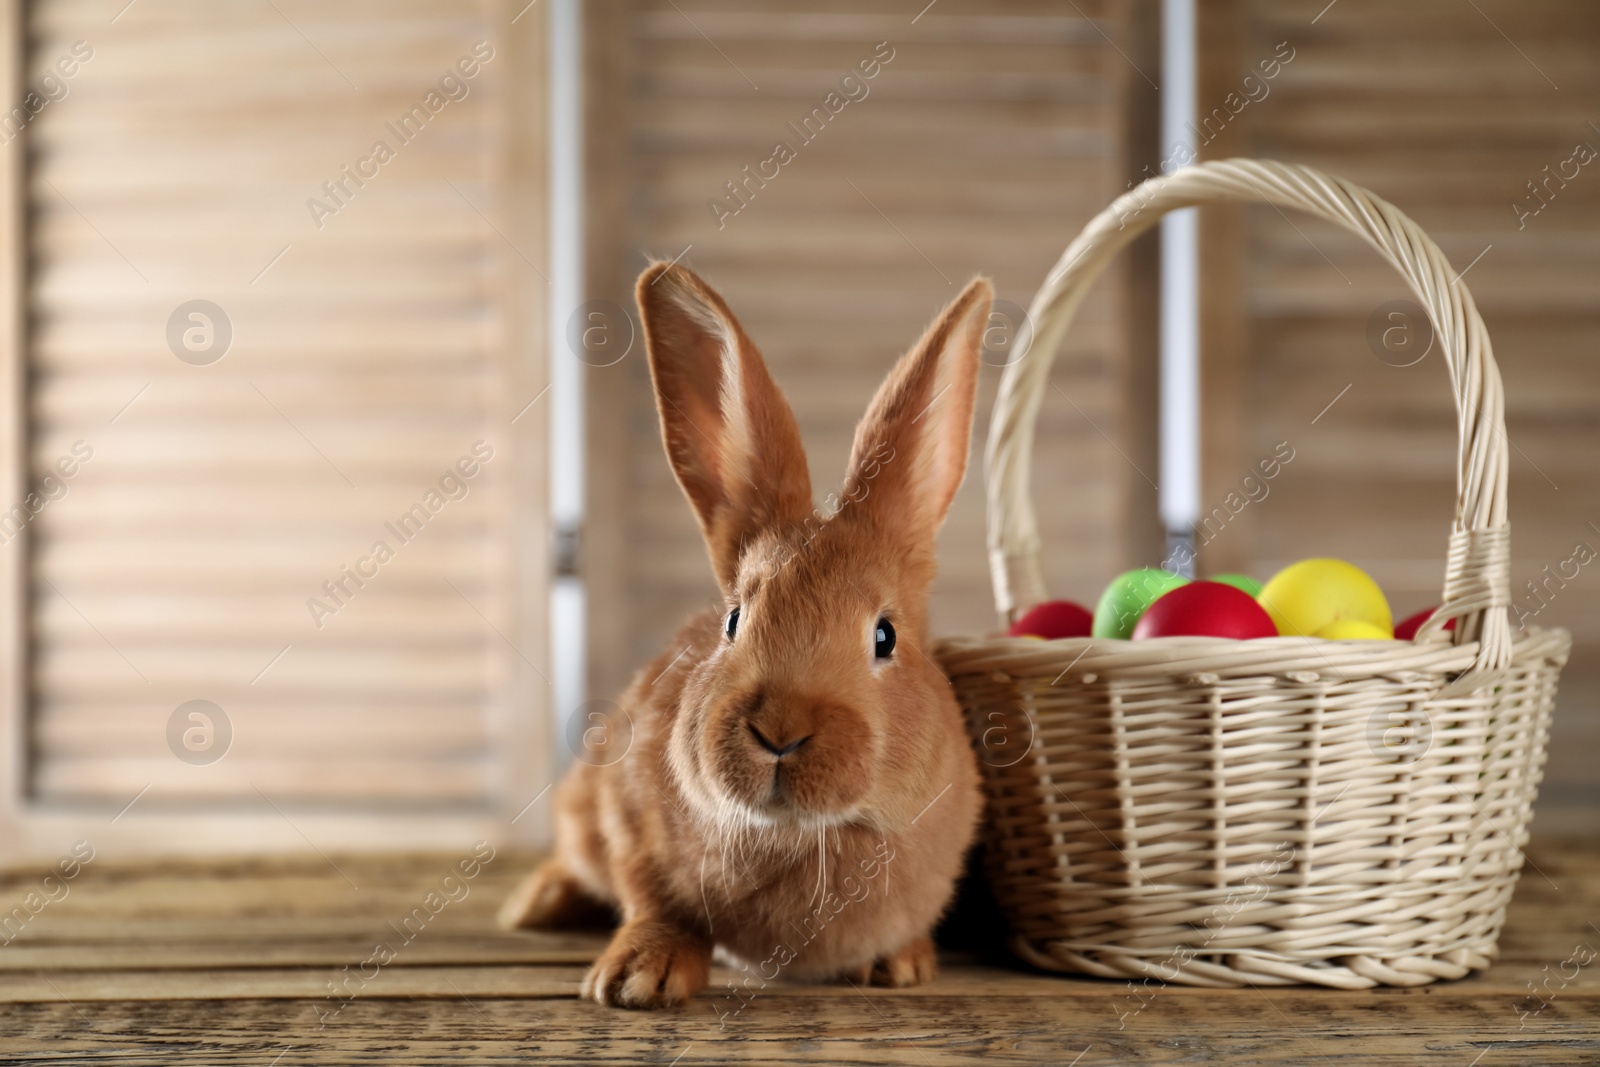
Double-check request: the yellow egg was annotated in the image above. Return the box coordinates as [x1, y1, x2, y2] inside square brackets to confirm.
[1314, 619, 1394, 640]
[1258, 558, 1393, 638]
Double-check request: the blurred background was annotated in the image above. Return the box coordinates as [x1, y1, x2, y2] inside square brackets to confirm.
[0, 0, 1594, 864]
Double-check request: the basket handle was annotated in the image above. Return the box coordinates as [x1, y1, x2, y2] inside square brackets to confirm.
[986, 159, 1511, 677]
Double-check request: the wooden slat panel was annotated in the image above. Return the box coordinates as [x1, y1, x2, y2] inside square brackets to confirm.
[16, 0, 531, 814]
[0, 0, 27, 866]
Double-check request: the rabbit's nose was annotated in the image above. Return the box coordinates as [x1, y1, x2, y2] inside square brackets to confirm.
[749, 723, 811, 758]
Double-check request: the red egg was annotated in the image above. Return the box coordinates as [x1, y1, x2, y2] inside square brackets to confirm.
[1131, 581, 1279, 640]
[1394, 606, 1456, 641]
[1007, 599, 1094, 639]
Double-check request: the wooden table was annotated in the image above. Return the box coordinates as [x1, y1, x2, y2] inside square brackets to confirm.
[0, 839, 1594, 1065]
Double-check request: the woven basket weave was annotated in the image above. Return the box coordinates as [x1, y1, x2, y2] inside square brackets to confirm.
[935, 159, 1570, 989]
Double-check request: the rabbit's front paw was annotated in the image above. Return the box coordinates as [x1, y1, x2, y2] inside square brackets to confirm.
[582, 920, 710, 1008]
[868, 933, 939, 988]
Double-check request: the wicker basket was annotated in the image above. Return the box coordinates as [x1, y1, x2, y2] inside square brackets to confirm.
[935, 159, 1570, 989]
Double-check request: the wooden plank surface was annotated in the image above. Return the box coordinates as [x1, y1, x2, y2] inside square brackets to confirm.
[0, 841, 1593, 1064]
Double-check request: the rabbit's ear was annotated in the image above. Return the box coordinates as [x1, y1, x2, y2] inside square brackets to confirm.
[839, 278, 991, 542]
[637, 262, 813, 591]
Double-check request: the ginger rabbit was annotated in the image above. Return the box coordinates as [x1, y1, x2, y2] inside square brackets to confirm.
[501, 263, 988, 1009]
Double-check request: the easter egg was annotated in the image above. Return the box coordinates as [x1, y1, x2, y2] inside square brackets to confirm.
[1393, 606, 1456, 641]
[1210, 573, 1263, 598]
[1131, 581, 1279, 640]
[1092, 568, 1190, 639]
[1257, 558, 1392, 638]
[1314, 619, 1393, 640]
[1008, 600, 1094, 640]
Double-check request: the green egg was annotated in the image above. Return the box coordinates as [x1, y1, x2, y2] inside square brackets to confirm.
[1091, 568, 1190, 639]
[1210, 573, 1263, 598]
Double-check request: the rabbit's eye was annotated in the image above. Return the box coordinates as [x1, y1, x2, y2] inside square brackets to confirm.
[874, 617, 895, 659]
[724, 607, 740, 641]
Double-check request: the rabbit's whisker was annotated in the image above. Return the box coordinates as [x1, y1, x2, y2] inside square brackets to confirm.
[699, 851, 714, 935]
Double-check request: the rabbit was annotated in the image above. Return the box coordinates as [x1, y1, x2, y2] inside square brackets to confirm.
[499, 262, 989, 1010]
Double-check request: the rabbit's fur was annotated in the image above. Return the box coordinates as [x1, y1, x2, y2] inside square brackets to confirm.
[501, 263, 989, 1008]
